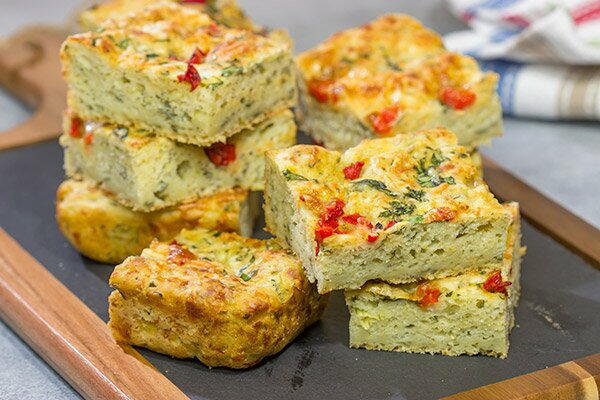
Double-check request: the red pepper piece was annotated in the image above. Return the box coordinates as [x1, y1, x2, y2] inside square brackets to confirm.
[70, 117, 83, 138]
[314, 199, 345, 255]
[368, 106, 399, 135]
[204, 142, 236, 166]
[417, 286, 441, 308]
[188, 47, 206, 64]
[384, 220, 397, 230]
[307, 79, 339, 104]
[367, 233, 379, 242]
[205, 23, 220, 35]
[439, 87, 476, 110]
[167, 241, 197, 265]
[341, 213, 373, 228]
[483, 271, 512, 295]
[343, 161, 364, 180]
[342, 213, 361, 225]
[83, 132, 94, 145]
[314, 223, 334, 256]
[322, 199, 345, 224]
[177, 63, 201, 91]
[427, 207, 456, 222]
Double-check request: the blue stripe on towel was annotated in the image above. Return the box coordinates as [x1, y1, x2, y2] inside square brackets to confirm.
[468, 0, 520, 13]
[490, 28, 522, 43]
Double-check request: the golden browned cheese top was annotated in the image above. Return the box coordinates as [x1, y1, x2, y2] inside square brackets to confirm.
[296, 14, 497, 125]
[109, 229, 311, 318]
[63, 2, 289, 85]
[80, 0, 260, 32]
[269, 129, 508, 248]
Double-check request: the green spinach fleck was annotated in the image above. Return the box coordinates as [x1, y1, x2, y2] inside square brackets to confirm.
[206, 78, 224, 91]
[383, 53, 401, 71]
[221, 65, 244, 77]
[409, 214, 424, 223]
[116, 38, 130, 50]
[414, 150, 456, 188]
[237, 256, 257, 281]
[352, 179, 397, 197]
[379, 201, 415, 219]
[283, 169, 308, 181]
[404, 187, 426, 202]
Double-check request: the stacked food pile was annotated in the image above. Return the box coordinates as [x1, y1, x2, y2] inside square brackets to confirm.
[56, 1, 296, 263]
[264, 14, 524, 358]
[265, 130, 523, 358]
[56, 0, 329, 369]
[54, 5, 524, 368]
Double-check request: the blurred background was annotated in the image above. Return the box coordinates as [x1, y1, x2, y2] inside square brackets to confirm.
[0, 1, 599, 398]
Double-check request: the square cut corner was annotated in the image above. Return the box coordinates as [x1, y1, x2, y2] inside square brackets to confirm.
[343, 208, 523, 358]
[61, 3, 296, 144]
[107, 228, 327, 368]
[61, 109, 297, 212]
[295, 13, 502, 151]
[264, 131, 515, 293]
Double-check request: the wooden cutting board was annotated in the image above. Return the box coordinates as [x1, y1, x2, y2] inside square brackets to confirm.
[0, 25, 599, 400]
[0, 26, 66, 150]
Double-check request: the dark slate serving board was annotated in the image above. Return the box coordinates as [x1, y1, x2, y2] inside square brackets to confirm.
[0, 140, 598, 400]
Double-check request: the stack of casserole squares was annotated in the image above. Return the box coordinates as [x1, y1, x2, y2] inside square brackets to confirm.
[56, 1, 298, 264]
[264, 14, 524, 358]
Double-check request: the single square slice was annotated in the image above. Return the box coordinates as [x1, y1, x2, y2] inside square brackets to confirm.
[264, 128, 513, 293]
[56, 179, 259, 264]
[61, 109, 295, 211]
[108, 229, 327, 368]
[61, 2, 296, 145]
[345, 203, 523, 358]
[296, 14, 502, 151]
[79, 0, 260, 32]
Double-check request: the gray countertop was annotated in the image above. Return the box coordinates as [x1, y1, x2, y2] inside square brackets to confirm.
[0, 1, 598, 399]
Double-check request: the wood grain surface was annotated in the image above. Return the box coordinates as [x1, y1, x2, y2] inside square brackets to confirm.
[444, 353, 600, 400]
[0, 26, 66, 150]
[0, 227, 190, 400]
[483, 156, 600, 269]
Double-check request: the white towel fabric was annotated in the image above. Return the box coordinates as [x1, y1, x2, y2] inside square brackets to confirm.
[444, 0, 600, 120]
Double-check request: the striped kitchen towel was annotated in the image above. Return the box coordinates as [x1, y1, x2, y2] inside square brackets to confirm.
[444, 0, 600, 120]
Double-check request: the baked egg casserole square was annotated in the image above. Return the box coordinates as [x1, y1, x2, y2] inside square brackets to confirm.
[61, 109, 295, 212]
[264, 128, 513, 293]
[296, 14, 502, 151]
[108, 229, 327, 368]
[56, 179, 259, 264]
[345, 203, 523, 358]
[62, 1, 296, 145]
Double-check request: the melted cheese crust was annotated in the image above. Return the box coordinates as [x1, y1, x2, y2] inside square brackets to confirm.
[113, 229, 307, 303]
[109, 229, 326, 368]
[269, 128, 507, 248]
[296, 14, 498, 133]
[64, 2, 288, 87]
[55, 179, 255, 264]
[80, 0, 260, 32]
